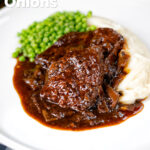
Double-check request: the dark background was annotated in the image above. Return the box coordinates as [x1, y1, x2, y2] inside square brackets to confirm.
[0, 0, 13, 8]
[0, 0, 5, 8]
[0, 145, 8, 150]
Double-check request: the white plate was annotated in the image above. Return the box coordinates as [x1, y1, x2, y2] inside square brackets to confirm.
[0, 0, 150, 150]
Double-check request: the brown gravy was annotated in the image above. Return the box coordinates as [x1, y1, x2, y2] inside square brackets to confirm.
[13, 28, 144, 131]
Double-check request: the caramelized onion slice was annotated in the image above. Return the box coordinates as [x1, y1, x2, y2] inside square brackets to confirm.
[42, 110, 58, 122]
[107, 85, 119, 108]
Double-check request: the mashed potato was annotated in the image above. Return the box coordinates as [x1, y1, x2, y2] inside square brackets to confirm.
[88, 16, 150, 104]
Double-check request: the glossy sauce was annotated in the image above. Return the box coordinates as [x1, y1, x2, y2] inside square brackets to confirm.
[13, 28, 144, 130]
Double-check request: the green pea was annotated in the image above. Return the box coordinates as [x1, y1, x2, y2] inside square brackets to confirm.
[90, 25, 97, 31]
[28, 36, 34, 41]
[82, 23, 87, 29]
[12, 51, 19, 58]
[79, 28, 85, 32]
[13, 11, 94, 62]
[36, 24, 41, 30]
[87, 11, 92, 18]
[53, 39, 57, 43]
[23, 51, 28, 57]
[59, 15, 65, 21]
[29, 58, 35, 62]
[75, 24, 80, 31]
[41, 47, 46, 52]
[57, 21, 63, 26]
[16, 47, 22, 52]
[35, 48, 41, 54]
[43, 37, 49, 43]
[47, 42, 52, 47]
[82, 17, 87, 22]
[64, 28, 70, 34]
[19, 39, 24, 44]
[29, 52, 35, 58]
[31, 42, 37, 48]
[40, 42, 45, 48]
[19, 56, 26, 62]
[54, 26, 59, 31]
[86, 26, 90, 31]
[44, 27, 49, 32]
[17, 32, 21, 37]
[75, 17, 81, 23]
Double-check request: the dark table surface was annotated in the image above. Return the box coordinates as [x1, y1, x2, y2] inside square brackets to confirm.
[0, 1, 5, 8]
[0, 144, 11, 150]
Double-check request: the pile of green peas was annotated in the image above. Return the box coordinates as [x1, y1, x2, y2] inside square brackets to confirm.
[12, 11, 97, 62]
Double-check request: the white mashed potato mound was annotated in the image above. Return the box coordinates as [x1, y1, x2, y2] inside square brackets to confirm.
[88, 16, 150, 104]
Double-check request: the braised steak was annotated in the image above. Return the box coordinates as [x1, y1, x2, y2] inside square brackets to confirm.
[13, 28, 143, 130]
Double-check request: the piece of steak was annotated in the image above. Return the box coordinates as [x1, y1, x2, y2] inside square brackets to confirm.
[35, 28, 124, 112]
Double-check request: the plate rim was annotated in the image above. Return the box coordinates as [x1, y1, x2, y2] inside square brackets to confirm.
[0, 4, 150, 150]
